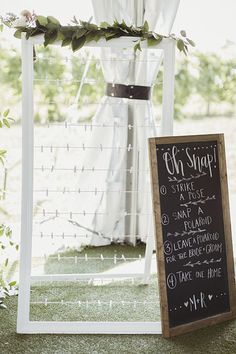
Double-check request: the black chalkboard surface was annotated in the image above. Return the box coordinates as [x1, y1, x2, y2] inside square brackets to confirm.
[149, 134, 236, 338]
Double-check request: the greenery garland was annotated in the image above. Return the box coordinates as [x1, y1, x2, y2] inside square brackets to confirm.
[1, 12, 195, 54]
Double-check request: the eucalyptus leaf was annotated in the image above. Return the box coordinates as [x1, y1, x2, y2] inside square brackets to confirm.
[85, 31, 97, 43]
[147, 37, 160, 47]
[44, 30, 58, 46]
[14, 30, 22, 39]
[100, 21, 109, 29]
[71, 35, 86, 52]
[9, 281, 16, 287]
[37, 15, 48, 27]
[46, 23, 58, 31]
[61, 38, 71, 47]
[134, 41, 142, 53]
[143, 20, 149, 33]
[186, 38, 196, 47]
[3, 119, 10, 128]
[74, 28, 87, 39]
[177, 39, 185, 52]
[3, 109, 9, 117]
[47, 16, 60, 25]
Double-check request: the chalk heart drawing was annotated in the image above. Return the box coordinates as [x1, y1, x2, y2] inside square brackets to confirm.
[208, 294, 213, 300]
[184, 301, 189, 308]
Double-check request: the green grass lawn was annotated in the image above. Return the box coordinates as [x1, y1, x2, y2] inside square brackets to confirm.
[1, 244, 236, 354]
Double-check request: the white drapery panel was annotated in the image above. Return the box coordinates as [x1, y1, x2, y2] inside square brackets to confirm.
[73, 0, 180, 245]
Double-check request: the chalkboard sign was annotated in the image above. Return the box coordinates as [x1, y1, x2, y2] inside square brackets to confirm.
[149, 134, 236, 338]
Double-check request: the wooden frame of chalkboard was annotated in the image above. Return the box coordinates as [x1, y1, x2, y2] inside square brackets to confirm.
[149, 134, 236, 338]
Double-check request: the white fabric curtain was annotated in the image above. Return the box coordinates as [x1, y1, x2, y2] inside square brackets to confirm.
[73, 0, 180, 246]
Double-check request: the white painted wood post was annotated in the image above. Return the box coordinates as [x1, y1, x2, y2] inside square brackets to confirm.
[17, 34, 34, 333]
[161, 40, 175, 136]
[143, 40, 175, 284]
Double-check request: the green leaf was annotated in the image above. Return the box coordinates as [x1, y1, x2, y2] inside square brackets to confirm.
[105, 32, 120, 41]
[134, 41, 142, 53]
[4, 258, 8, 267]
[186, 38, 195, 47]
[3, 119, 10, 128]
[180, 30, 186, 37]
[86, 23, 97, 31]
[74, 28, 87, 39]
[0, 24, 3, 32]
[44, 30, 58, 46]
[147, 37, 162, 47]
[94, 33, 101, 42]
[71, 16, 79, 25]
[85, 31, 97, 43]
[0, 149, 7, 156]
[47, 16, 60, 25]
[9, 281, 17, 287]
[177, 39, 185, 52]
[143, 20, 149, 33]
[46, 23, 58, 31]
[37, 16, 48, 27]
[61, 38, 71, 47]
[0, 121, 2, 128]
[3, 109, 9, 117]
[14, 30, 22, 39]
[100, 21, 109, 29]
[71, 36, 86, 52]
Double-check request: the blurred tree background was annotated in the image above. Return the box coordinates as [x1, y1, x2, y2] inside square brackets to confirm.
[0, 42, 236, 123]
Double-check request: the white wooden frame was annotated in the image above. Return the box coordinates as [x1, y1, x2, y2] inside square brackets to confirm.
[17, 34, 175, 334]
